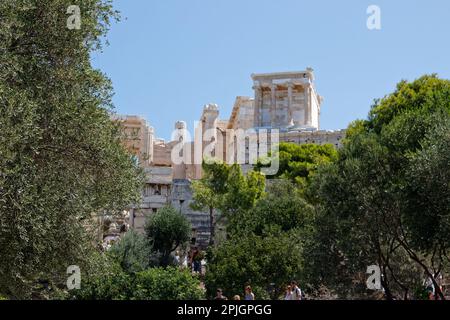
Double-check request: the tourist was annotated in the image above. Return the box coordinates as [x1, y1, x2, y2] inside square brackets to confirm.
[192, 247, 202, 273]
[284, 285, 293, 300]
[214, 288, 228, 300]
[174, 250, 180, 266]
[187, 248, 193, 270]
[291, 281, 303, 300]
[244, 285, 255, 300]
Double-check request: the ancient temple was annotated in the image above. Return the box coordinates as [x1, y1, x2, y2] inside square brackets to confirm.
[115, 69, 345, 248]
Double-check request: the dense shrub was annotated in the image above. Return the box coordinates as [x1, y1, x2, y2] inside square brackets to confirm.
[134, 267, 204, 300]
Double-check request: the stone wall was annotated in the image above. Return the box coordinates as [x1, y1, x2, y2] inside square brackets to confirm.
[251, 70, 322, 130]
[170, 179, 210, 248]
[280, 129, 345, 148]
[116, 69, 345, 248]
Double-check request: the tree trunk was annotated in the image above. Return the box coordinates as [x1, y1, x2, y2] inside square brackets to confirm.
[381, 266, 394, 300]
[161, 251, 171, 267]
[397, 237, 445, 300]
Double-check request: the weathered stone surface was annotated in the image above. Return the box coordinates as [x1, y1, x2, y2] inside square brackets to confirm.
[115, 70, 346, 247]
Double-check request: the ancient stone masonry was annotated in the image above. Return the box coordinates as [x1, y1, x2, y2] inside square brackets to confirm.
[116, 69, 345, 248]
[251, 69, 322, 130]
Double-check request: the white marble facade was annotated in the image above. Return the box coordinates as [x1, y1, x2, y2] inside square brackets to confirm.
[119, 69, 345, 248]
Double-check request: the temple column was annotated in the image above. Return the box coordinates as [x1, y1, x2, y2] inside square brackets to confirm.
[304, 84, 311, 126]
[287, 82, 294, 126]
[270, 83, 276, 127]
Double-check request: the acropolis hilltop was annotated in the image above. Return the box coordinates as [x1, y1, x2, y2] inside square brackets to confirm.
[114, 69, 345, 247]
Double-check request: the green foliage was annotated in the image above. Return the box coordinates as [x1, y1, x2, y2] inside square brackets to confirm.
[307, 75, 450, 299]
[259, 143, 337, 189]
[191, 162, 265, 216]
[201, 160, 232, 195]
[208, 179, 313, 299]
[0, 0, 143, 298]
[190, 178, 219, 214]
[73, 258, 204, 300]
[368, 75, 450, 133]
[134, 267, 204, 300]
[221, 165, 266, 216]
[205, 231, 304, 300]
[107, 230, 152, 274]
[191, 162, 265, 245]
[403, 114, 450, 251]
[72, 255, 134, 300]
[144, 206, 191, 266]
[228, 179, 314, 237]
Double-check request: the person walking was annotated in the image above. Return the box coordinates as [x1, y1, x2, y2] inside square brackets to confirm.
[291, 281, 303, 300]
[284, 285, 293, 300]
[244, 285, 255, 300]
[187, 247, 193, 271]
[191, 247, 202, 273]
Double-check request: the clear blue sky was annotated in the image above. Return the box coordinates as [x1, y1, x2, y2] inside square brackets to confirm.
[91, 0, 450, 140]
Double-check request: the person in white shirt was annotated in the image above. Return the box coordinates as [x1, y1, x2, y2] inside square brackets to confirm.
[244, 285, 255, 300]
[291, 281, 303, 300]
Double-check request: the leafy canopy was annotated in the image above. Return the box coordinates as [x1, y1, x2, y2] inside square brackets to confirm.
[258, 143, 337, 189]
[0, 0, 143, 298]
[307, 75, 450, 299]
[107, 230, 152, 274]
[144, 206, 191, 266]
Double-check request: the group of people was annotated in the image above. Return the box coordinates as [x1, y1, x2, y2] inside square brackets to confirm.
[214, 286, 255, 301]
[175, 247, 204, 274]
[213, 282, 305, 300]
[284, 281, 304, 300]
